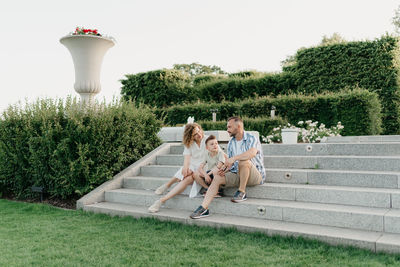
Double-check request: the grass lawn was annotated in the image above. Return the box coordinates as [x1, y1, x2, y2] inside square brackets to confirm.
[1, 199, 399, 266]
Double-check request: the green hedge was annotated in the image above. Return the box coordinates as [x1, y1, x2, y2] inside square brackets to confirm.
[120, 69, 195, 108]
[286, 35, 400, 134]
[158, 88, 382, 136]
[199, 117, 287, 140]
[0, 98, 162, 199]
[197, 72, 297, 102]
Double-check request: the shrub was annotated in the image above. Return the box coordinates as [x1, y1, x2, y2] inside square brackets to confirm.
[120, 69, 195, 108]
[193, 74, 227, 86]
[158, 88, 382, 136]
[0, 98, 162, 199]
[197, 72, 297, 102]
[285, 35, 400, 134]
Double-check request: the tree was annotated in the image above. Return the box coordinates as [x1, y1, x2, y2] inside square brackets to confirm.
[393, 5, 400, 34]
[320, 33, 346, 46]
[173, 63, 226, 77]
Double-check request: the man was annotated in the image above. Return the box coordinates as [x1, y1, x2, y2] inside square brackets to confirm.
[190, 116, 266, 219]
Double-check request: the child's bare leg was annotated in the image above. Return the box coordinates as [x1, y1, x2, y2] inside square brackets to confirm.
[192, 171, 209, 189]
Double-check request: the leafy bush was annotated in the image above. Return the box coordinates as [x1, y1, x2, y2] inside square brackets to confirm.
[0, 98, 162, 199]
[197, 72, 297, 102]
[120, 69, 195, 108]
[198, 117, 287, 141]
[193, 74, 227, 86]
[158, 88, 382, 136]
[285, 35, 400, 134]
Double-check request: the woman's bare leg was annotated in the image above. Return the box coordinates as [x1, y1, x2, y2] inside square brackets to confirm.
[160, 176, 194, 203]
[155, 177, 180, 195]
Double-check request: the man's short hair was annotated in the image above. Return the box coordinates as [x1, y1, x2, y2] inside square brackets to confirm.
[205, 135, 216, 145]
[227, 116, 243, 126]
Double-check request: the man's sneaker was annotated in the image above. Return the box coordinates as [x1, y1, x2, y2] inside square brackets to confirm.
[231, 190, 247, 203]
[148, 199, 162, 213]
[155, 183, 168, 195]
[190, 205, 209, 219]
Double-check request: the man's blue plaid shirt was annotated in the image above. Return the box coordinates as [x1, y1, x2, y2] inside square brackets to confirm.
[226, 131, 266, 184]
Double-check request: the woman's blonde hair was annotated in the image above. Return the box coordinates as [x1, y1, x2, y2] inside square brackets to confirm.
[183, 123, 203, 148]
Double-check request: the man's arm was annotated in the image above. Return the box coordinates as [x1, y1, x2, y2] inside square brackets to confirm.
[224, 147, 257, 167]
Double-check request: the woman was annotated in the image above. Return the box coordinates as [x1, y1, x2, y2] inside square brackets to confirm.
[148, 123, 207, 213]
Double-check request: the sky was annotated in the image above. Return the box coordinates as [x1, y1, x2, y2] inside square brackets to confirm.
[0, 0, 399, 112]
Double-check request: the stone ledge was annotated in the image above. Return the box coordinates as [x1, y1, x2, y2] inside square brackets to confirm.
[157, 127, 259, 142]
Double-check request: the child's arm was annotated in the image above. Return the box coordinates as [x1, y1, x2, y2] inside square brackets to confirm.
[197, 162, 207, 178]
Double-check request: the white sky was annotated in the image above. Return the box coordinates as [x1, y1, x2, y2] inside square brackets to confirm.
[0, 0, 399, 112]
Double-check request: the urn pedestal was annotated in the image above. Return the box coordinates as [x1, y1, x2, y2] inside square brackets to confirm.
[60, 35, 115, 103]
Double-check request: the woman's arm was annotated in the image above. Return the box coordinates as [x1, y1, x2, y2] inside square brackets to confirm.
[182, 154, 192, 177]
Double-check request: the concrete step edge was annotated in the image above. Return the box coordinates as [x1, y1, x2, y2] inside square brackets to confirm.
[125, 177, 400, 194]
[106, 188, 393, 216]
[83, 201, 400, 253]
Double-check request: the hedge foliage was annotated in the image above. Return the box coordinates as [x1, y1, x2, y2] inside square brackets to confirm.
[197, 72, 296, 102]
[158, 88, 382, 136]
[199, 117, 287, 140]
[286, 35, 400, 134]
[120, 69, 195, 108]
[0, 98, 162, 199]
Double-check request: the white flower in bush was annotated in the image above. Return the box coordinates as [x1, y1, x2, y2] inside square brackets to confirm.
[262, 120, 344, 144]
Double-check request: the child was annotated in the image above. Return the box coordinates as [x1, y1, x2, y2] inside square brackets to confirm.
[195, 135, 226, 197]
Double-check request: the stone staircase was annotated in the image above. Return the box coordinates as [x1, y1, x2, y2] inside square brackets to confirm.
[78, 137, 400, 254]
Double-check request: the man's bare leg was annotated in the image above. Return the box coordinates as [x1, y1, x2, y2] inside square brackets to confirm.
[201, 175, 225, 209]
[238, 160, 251, 193]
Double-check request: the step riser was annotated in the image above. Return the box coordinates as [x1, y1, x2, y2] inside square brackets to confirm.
[125, 178, 398, 208]
[170, 143, 400, 156]
[266, 170, 400, 189]
[123, 178, 192, 195]
[141, 166, 180, 177]
[156, 155, 400, 172]
[105, 191, 393, 233]
[83, 204, 391, 253]
[222, 187, 395, 209]
[264, 157, 400, 172]
[264, 144, 400, 156]
[140, 166, 400, 189]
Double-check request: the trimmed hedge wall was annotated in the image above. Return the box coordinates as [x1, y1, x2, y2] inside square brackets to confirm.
[286, 35, 400, 134]
[199, 117, 287, 140]
[120, 69, 195, 108]
[198, 72, 296, 102]
[0, 99, 162, 199]
[158, 88, 382, 136]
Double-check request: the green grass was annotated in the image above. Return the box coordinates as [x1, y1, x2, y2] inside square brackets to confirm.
[0, 199, 399, 267]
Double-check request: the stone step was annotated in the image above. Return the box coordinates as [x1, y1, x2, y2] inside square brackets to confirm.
[157, 154, 400, 172]
[324, 135, 400, 143]
[83, 201, 400, 253]
[104, 188, 400, 233]
[264, 155, 400, 172]
[140, 166, 400, 189]
[266, 168, 400, 189]
[170, 143, 400, 156]
[124, 177, 400, 208]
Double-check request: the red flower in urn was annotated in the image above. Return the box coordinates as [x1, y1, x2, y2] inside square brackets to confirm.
[73, 27, 102, 36]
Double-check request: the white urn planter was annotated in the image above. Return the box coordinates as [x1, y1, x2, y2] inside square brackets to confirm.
[281, 128, 298, 144]
[60, 35, 115, 103]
